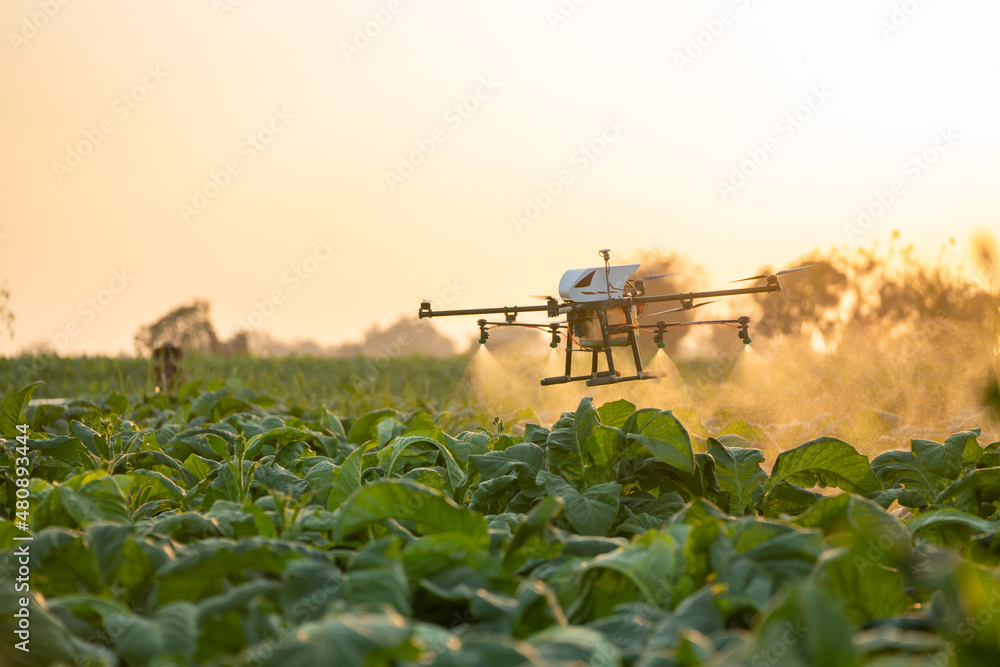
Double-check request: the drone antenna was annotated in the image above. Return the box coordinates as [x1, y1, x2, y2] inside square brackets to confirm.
[599, 249, 611, 297]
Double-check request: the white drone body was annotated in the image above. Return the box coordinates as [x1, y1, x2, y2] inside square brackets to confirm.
[558, 264, 640, 303]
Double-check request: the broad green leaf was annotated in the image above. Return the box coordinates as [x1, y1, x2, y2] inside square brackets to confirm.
[574, 397, 601, 455]
[386, 434, 464, 496]
[244, 426, 306, 459]
[528, 625, 622, 666]
[812, 548, 911, 624]
[155, 537, 321, 604]
[21, 528, 105, 596]
[545, 426, 586, 489]
[907, 508, 996, 542]
[334, 479, 487, 545]
[323, 409, 346, 438]
[347, 408, 397, 445]
[112, 602, 199, 665]
[569, 527, 688, 622]
[768, 437, 881, 495]
[933, 467, 1000, 514]
[795, 494, 910, 569]
[504, 496, 564, 571]
[71, 419, 110, 459]
[57, 477, 131, 527]
[624, 409, 695, 474]
[597, 399, 636, 429]
[248, 609, 420, 667]
[708, 438, 767, 514]
[871, 449, 940, 503]
[26, 436, 92, 468]
[0, 381, 43, 438]
[718, 418, 770, 444]
[750, 584, 857, 667]
[911, 430, 982, 481]
[328, 442, 377, 511]
[539, 471, 621, 537]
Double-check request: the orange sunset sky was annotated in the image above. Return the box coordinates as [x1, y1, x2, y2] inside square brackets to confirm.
[1, 0, 998, 355]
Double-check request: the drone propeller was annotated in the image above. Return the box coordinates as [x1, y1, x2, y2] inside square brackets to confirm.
[645, 299, 723, 318]
[730, 265, 814, 283]
[634, 272, 677, 282]
[529, 295, 559, 302]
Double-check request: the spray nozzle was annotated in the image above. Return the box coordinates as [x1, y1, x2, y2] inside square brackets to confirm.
[549, 325, 561, 349]
[737, 316, 751, 345]
[654, 321, 666, 349]
[478, 319, 489, 345]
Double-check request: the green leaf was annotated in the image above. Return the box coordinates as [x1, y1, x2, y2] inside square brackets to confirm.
[323, 409, 346, 437]
[0, 380, 45, 440]
[328, 442, 377, 511]
[812, 548, 911, 624]
[768, 437, 881, 495]
[750, 584, 857, 666]
[129, 469, 186, 501]
[911, 431, 982, 481]
[250, 608, 420, 667]
[528, 625, 622, 666]
[155, 537, 320, 604]
[386, 435, 464, 497]
[761, 482, 824, 518]
[57, 477, 131, 527]
[347, 408, 398, 445]
[707, 438, 767, 514]
[539, 471, 621, 537]
[504, 496, 564, 570]
[718, 418, 770, 444]
[545, 426, 587, 489]
[244, 426, 306, 459]
[71, 419, 110, 459]
[933, 467, 1000, 515]
[334, 479, 488, 545]
[624, 409, 695, 474]
[907, 508, 996, 540]
[597, 399, 636, 429]
[569, 527, 687, 622]
[795, 494, 910, 570]
[112, 602, 199, 665]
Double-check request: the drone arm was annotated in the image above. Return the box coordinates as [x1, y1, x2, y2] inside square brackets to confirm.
[418, 301, 558, 319]
[632, 282, 779, 306]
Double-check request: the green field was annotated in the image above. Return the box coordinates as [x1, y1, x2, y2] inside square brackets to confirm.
[2, 379, 1000, 666]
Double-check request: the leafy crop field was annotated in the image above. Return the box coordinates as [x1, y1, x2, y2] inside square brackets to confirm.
[2, 381, 1000, 666]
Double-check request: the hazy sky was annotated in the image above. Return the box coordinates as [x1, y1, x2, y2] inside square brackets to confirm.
[1, 0, 998, 355]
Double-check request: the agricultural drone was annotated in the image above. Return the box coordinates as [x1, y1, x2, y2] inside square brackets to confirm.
[418, 250, 810, 387]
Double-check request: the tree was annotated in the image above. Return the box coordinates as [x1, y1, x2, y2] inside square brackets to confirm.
[134, 299, 220, 356]
[624, 249, 708, 357]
